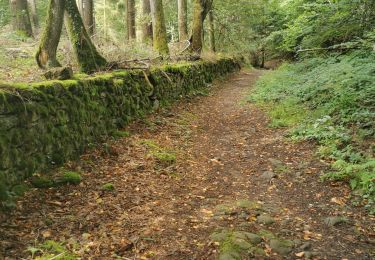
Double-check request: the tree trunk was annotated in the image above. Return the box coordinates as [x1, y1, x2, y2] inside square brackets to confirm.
[82, 0, 94, 36]
[126, 0, 136, 40]
[141, 0, 153, 43]
[64, 0, 107, 73]
[35, 0, 65, 68]
[10, 0, 33, 37]
[177, 0, 188, 41]
[208, 10, 215, 52]
[150, 0, 169, 55]
[190, 0, 213, 53]
[191, 0, 203, 53]
[27, 0, 39, 29]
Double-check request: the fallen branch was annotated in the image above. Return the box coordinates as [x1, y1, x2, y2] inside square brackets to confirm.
[297, 46, 359, 53]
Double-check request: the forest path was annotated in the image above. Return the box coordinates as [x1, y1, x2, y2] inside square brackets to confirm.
[1, 70, 374, 259]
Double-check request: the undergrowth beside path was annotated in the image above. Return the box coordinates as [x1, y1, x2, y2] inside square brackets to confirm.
[251, 51, 375, 214]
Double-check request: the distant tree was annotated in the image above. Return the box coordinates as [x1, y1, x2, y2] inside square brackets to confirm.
[191, 0, 213, 53]
[27, 0, 38, 29]
[82, 0, 94, 35]
[150, 0, 169, 55]
[127, 0, 136, 40]
[177, 0, 188, 41]
[208, 9, 215, 52]
[35, 0, 64, 68]
[141, 0, 153, 43]
[64, 0, 107, 72]
[10, 0, 33, 37]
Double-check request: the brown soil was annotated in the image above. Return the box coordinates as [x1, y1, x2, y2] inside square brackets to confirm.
[1, 70, 374, 259]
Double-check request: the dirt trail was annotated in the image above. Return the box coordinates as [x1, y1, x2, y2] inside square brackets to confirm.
[1, 70, 374, 259]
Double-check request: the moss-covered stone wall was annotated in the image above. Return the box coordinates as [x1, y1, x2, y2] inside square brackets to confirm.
[0, 58, 241, 197]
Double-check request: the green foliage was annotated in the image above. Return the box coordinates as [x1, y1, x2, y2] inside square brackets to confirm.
[252, 50, 375, 213]
[27, 240, 77, 260]
[111, 130, 131, 139]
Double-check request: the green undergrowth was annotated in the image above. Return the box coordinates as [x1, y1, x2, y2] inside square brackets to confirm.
[251, 50, 375, 214]
[27, 240, 77, 260]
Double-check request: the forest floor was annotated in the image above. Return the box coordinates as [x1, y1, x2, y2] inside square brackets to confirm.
[1, 70, 374, 259]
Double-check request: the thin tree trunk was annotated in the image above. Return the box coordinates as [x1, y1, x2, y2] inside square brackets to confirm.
[191, 0, 203, 53]
[82, 0, 94, 36]
[10, 0, 33, 37]
[190, 0, 213, 53]
[177, 0, 188, 41]
[208, 10, 215, 52]
[35, 0, 65, 68]
[141, 0, 153, 43]
[127, 0, 136, 40]
[150, 0, 169, 55]
[27, 0, 39, 29]
[64, 0, 107, 73]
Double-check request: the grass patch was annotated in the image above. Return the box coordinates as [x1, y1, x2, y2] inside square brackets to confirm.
[141, 139, 177, 166]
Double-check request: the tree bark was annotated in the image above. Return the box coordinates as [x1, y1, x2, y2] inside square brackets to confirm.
[141, 0, 153, 43]
[64, 0, 107, 73]
[208, 10, 215, 52]
[82, 0, 94, 36]
[126, 0, 136, 40]
[190, 0, 213, 53]
[35, 0, 65, 68]
[177, 0, 188, 41]
[150, 0, 169, 55]
[27, 0, 39, 29]
[10, 0, 33, 37]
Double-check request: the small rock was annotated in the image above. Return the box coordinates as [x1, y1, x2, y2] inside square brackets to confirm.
[281, 219, 292, 226]
[300, 242, 312, 250]
[268, 158, 283, 166]
[269, 239, 293, 255]
[245, 233, 262, 245]
[257, 214, 275, 225]
[324, 216, 349, 227]
[260, 171, 277, 180]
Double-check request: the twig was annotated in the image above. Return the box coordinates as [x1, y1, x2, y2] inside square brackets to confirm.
[161, 71, 173, 83]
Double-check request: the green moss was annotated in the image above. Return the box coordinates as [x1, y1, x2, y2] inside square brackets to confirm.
[153, 151, 176, 165]
[101, 183, 115, 191]
[59, 171, 82, 185]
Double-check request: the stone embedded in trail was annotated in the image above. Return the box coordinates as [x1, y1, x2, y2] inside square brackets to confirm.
[219, 252, 241, 260]
[268, 158, 283, 167]
[269, 238, 293, 255]
[260, 171, 277, 180]
[257, 214, 275, 225]
[324, 216, 349, 227]
[300, 242, 312, 251]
